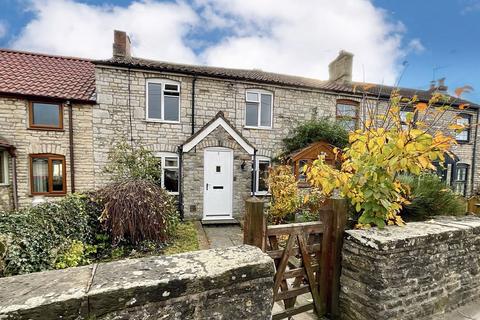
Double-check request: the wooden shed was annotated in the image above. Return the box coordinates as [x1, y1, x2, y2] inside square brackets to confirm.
[287, 141, 341, 186]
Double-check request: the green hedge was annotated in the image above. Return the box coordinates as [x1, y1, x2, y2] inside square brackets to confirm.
[0, 194, 100, 277]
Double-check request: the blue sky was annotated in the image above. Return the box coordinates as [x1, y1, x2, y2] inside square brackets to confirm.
[0, 0, 479, 103]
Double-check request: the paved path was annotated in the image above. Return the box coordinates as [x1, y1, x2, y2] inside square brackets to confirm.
[202, 224, 243, 248]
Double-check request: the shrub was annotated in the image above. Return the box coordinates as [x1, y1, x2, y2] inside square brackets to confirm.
[103, 140, 162, 183]
[0, 194, 100, 276]
[55, 240, 97, 269]
[282, 118, 349, 155]
[399, 173, 465, 221]
[267, 165, 301, 224]
[96, 179, 179, 245]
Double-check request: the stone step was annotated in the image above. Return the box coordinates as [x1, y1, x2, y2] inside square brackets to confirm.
[201, 218, 239, 225]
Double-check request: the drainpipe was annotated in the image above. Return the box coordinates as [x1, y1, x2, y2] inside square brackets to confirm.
[471, 108, 479, 194]
[67, 101, 75, 193]
[251, 149, 257, 196]
[177, 145, 184, 220]
[191, 75, 197, 135]
[11, 151, 18, 210]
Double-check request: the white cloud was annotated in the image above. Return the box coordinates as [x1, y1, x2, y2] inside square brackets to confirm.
[407, 38, 425, 54]
[10, 0, 416, 84]
[11, 0, 199, 62]
[197, 0, 406, 84]
[0, 21, 7, 39]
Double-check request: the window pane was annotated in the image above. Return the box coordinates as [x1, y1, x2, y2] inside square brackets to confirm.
[164, 96, 179, 121]
[165, 157, 178, 167]
[337, 104, 357, 117]
[338, 118, 356, 131]
[32, 158, 48, 193]
[457, 167, 467, 181]
[246, 102, 259, 127]
[148, 83, 162, 119]
[258, 160, 270, 192]
[246, 92, 259, 102]
[260, 94, 272, 127]
[298, 159, 308, 182]
[0, 152, 5, 183]
[164, 168, 179, 192]
[456, 116, 470, 141]
[164, 84, 179, 91]
[32, 103, 60, 127]
[52, 160, 64, 191]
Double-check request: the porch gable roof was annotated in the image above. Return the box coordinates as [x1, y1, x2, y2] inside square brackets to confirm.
[182, 111, 255, 155]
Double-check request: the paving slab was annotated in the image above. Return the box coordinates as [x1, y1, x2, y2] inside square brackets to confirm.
[203, 224, 243, 248]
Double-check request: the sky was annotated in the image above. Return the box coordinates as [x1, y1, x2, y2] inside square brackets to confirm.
[0, 0, 479, 103]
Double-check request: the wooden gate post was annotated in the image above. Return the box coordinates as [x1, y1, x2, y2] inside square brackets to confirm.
[318, 197, 348, 318]
[243, 197, 266, 251]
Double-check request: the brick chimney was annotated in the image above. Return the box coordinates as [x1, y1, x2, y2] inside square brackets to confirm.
[328, 50, 353, 82]
[437, 77, 448, 92]
[113, 30, 131, 59]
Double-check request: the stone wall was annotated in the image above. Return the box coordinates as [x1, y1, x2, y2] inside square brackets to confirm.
[0, 245, 274, 320]
[339, 216, 480, 320]
[0, 97, 94, 210]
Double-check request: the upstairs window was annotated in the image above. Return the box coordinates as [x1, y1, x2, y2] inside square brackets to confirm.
[452, 163, 468, 196]
[146, 79, 180, 122]
[336, 100, 358, 131]
[255, 157, 270, 194]
[0, 151, 8, 185]
[30, 154, 66, 195]
[399, 106, 416, 131]
[245, 90, 273, 128]
[157, 153, 179, 194]
[455, 114, 471, 142]
[29, 102, 63, 129]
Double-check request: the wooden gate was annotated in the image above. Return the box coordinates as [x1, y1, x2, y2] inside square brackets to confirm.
[244, 197, 347, 319]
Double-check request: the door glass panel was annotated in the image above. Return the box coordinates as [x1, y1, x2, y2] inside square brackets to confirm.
[246, 102, 258, 126]
[32, 103, 60, 127]
[216, 166, 221, 173]
[148, 83, 162, 119]
[52, 160, 64, 191]
[32, 158, 48, 193]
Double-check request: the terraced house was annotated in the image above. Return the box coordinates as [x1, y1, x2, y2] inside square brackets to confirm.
[0, 31, 478, 220]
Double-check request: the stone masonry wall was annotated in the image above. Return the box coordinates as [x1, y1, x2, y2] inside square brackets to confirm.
[183, 126, 252, 219]
[339, 216, 480, 320]
[0, 245, 275, 320]
[0, 97, 94, 210]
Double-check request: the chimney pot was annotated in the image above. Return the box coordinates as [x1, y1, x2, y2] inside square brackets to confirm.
[113, 30, 131, 59]
[328, 50, 353, 83]
[437, 77, 448, 92]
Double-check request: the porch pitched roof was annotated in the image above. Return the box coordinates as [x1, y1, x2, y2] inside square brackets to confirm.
[182, 111, 255, 155]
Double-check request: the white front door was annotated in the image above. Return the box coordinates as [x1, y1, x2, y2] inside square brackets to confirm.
[203, 148, 233, 219]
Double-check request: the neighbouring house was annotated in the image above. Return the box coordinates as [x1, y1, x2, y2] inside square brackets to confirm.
[0, 31, 478, 221]
[0, 49, 96, 210]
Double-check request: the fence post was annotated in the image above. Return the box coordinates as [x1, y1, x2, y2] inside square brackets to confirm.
[243, 197, 266, 251]
[330, 197, 348, 319]
[318, 197, 348, 318]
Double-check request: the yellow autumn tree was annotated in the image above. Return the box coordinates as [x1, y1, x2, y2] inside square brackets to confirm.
[307, 86, 472, 228]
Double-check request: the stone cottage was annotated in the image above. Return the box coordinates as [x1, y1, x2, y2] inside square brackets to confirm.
[0, 49, 96, 210]
[0, 31, 478, 220]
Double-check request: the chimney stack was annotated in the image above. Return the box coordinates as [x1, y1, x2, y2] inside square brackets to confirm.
[113, 30, 131, 59]
[328, 50, 353, 83]
[437, 77, 448, 92]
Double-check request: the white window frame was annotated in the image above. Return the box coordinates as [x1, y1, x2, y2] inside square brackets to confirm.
[455, 114, 471, 143]
[0, 151, 8, 186]
[157, 152, 180, 195]
[245, 89, 273, 129]
[146, 79, 181, 123]
[255, 156, 271, 195]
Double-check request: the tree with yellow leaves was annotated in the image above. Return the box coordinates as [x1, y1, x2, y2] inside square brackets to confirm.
[307, 86, 473, 228]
